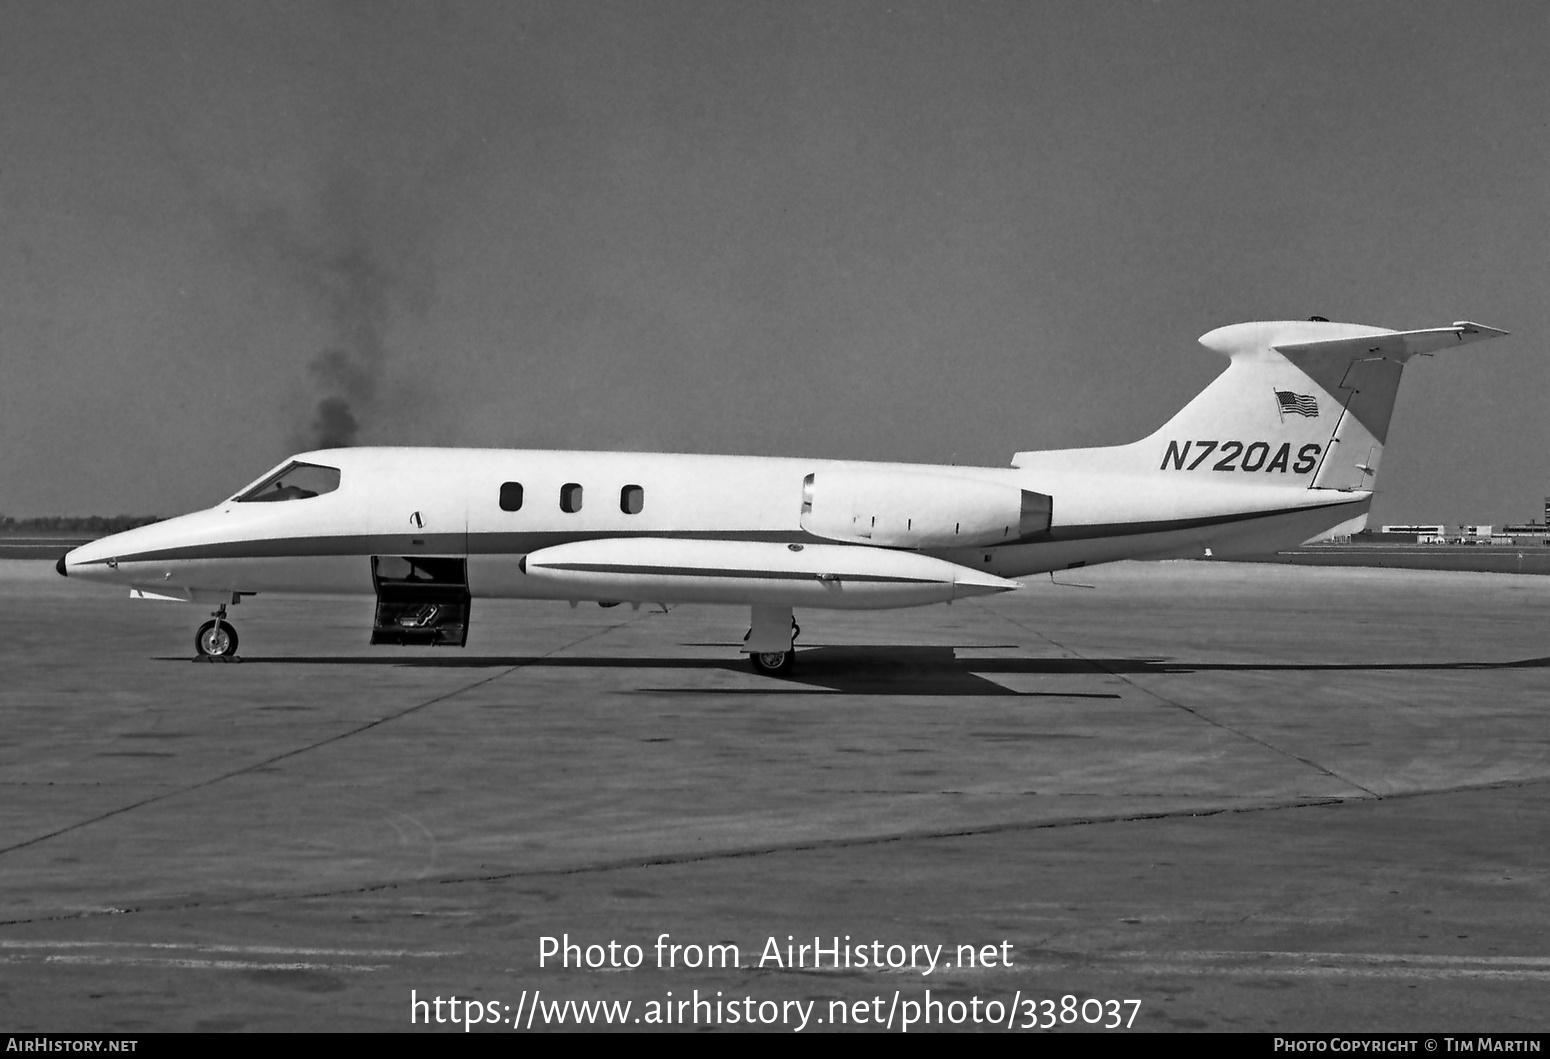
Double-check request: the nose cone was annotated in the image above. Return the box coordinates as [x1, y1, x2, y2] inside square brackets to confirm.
[56, 553, 68, 577]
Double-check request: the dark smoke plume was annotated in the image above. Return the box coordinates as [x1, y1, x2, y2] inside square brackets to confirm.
[221, 174, 429, 450]
[297, 207, 395, 449]
[307, 348, 372, 447]
[310, 395, 360, 449]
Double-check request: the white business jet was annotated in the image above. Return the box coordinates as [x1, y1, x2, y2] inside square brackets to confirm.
[60, 318, 1506, 674]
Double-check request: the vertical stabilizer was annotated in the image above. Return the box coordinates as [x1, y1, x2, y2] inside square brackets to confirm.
[1138, 320, 1506, 492]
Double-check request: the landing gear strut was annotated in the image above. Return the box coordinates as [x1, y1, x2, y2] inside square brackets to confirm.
[195, 603, 239, 659]
[743, 605, 799, 676]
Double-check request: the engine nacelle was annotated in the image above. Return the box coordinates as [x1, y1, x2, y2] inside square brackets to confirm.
[800, 469, 1052, 548]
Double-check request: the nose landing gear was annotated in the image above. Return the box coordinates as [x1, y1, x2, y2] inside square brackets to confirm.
[195, 603, 239, 660]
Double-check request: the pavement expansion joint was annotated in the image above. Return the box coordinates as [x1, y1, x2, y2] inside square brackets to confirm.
[8, 784, 1442, 930]
[8, 795, 1372, 927]
[0, 906, 143, 928]
[970, 601, 1385, 799]
[0, 616, 650, 862]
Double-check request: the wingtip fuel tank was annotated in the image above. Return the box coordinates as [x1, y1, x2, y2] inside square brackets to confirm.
[519, 537, 1020, 610]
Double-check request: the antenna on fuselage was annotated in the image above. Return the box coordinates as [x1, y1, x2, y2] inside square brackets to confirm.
[1048, 571, 1095, 590]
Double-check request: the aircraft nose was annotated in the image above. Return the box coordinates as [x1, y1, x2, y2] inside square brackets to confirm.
[56, 553, 68, 577]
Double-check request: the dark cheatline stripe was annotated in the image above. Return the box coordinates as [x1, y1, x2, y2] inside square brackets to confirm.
[76, 500, 1365, 565]
[536, 562, 939, 584]
[73, 529, 811, 565]
[1018, 498, 1364, 545]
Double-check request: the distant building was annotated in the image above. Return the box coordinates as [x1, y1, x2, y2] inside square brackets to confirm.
[1376, 524, 1445, 543]
[1341, 505, 1550, 548]
[1448, 525, 1498, 544]
[1490, 503, 1550, 544]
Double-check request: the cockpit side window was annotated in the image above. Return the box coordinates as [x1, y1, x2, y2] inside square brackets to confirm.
[235, 462, 342, 503]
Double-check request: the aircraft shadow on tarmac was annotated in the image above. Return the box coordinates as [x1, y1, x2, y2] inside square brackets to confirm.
[172, 645, 1550, 697]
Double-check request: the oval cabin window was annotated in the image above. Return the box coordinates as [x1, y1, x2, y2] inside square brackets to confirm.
[620, 484, 644, 514]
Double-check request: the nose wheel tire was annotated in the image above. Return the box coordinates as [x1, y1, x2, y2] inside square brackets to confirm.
[750, 650, 793, 676]
[195, 619, 239, 658]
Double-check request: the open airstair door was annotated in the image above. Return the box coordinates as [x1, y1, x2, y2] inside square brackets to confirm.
[370, 555, 471, 647]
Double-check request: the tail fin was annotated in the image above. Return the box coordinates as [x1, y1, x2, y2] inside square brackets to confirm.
[1142, 319, 1507, 491]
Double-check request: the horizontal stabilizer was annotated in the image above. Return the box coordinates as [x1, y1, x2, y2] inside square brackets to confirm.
[1274, 321, 1509, 362]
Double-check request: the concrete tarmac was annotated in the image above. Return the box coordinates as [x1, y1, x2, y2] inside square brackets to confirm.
[1, 559, 1547, 1033]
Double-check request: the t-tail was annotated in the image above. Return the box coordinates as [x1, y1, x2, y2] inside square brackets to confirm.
[1137, 319, 1506, 490]
[1011, 318, 1508, 556]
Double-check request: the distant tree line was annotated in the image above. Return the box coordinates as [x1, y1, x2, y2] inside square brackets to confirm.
[0, 515, 163, 534]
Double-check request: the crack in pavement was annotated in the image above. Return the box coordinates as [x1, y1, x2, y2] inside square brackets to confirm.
[975, 601, 1382, 798]
[8, 776, 1546, 928]
[0, 617, 645, 860]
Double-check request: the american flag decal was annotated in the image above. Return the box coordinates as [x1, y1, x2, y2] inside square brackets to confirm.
[1275, 390, 1319, 418]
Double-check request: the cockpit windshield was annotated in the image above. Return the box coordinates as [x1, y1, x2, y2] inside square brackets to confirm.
[235, 461, 341, 503]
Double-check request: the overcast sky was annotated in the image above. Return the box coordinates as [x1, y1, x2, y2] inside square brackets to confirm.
[2, 0, 1546, 526]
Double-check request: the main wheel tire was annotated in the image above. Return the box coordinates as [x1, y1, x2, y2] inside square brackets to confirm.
[750, 650, 793, 676]
[195, 619, 239, 658]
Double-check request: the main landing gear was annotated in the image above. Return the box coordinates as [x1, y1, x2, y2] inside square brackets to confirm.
[744, 605, 800, 677]
[195, 603, 239, 660]
[750, 647, 794, 676]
